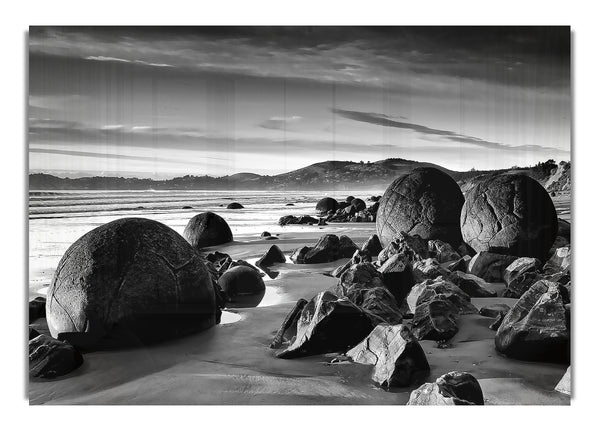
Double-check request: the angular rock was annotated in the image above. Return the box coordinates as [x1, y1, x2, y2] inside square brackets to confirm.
[503, 271, 543, 299]
[479, 303, 511, 319]
[279, 215, 319, 226]
[414, 278, 478, 315]
[412, 296, 459, 341]
[290, 246, 311, 264]
[544, 246, 571, 274]
[428, 239, 461, 263]
[446, 271, 497, 298]
[29, 334, 83, 379]
[376, 168, 465, 247]
[256, 245, 286, 268]
[413, 258, 450, 282]
[183, 212, 233, 249]
[339, 235, 359, 258]
[361, 234, 383, 258]
[447, 256, 471, 273]
[467, 251, 518, 282]
[270, 298, 308, 349]
[495, 279, 570, 362]
[304, 234, 340, 264]
[407, 371, 484, 405]
[460, 173, 558, 259]
[377, 232, 429, 266]
[503, 257, 542, 287]
[29, 296, 46, 323]
[347, 324, 430, 388]
[29, 327, 41, 340]
[378, 255, 416, 307]
[555, 366, 571, 395]
[277, 291, 375, 359]
[489, 312, 506, 331]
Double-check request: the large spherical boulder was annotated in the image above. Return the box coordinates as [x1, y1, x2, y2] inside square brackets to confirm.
[47, 218, 217, 348]
[218, 266, 266, 308]
[460, 174, 557, 259]
[183, 212, 233, 249]
[316, 197, 338, 214]
[376, 168, 464, 247]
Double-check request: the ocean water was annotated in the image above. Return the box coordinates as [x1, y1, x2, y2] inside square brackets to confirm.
[28, 189, 381, 298]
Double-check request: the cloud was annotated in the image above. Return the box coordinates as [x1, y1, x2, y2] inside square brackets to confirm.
[332, 108, 568, 154]
[259, 115, 303, 130]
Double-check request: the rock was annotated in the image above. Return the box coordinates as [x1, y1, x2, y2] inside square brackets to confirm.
[378, 254, 416, 306]
[347, 324, 430, 388]
[332, 259, 353, 278]
[412, 296, 459, 341]
[376, 167, 465, 247]
[345, 196, 355, 204]
[29, 296, 46, 323]
[29, 334, 83, 379]
[460, 174, 558, 259]
[317, 218, 327, 226]
[351, 198, 366, 211]
[183, 211, 233, 249]
[377, 232, 429, 266]
[277, 291, 375, 359]
[265, 236, 279, 240]
[218, 266, 266, 308]
[554, 366, 571, 395]
[29, 327, 41, 340]
[343, 205, 357, 216]
[47, 218, 217, 348]
[181, 206, 193, 209]
[290, 246, 311, 264]
[457, 242, 476, 257]
[503, 271, 543, 299]
[256, 245, 286, 268]
[285, 203, 295, 206]
[544, 246, 571, 274]
[414, 278, 478, 315]
[495, 279, 570, 362]
[261, 231, 271, 238]
[316, 197, 338, 214]
[337, 263, 404, 324]
[478, 303, 511, 319]
[339, 235, 359, 258]
[226, 202, 244, 209]
[468, 251, 518, 282]
[502, 257, 543, 298]
[270, 299, 308, 349]
[557, 218, 571, 241]
[407, 371, 484, 405]
[361, 234, 383, 258]
[279, 215, 319, 226]
[304, 234, 340, 264]
[413, 258, 449, 282]
[489, 312, 506, 330]
[428, 240, 461, 263]
[447, 256, 470, 273]
[446, 271, 497, 297]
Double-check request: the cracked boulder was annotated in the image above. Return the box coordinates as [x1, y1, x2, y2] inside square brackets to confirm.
[47, 218, 217, 349]
[495, 279, 570, 363]
[347, 324, 430, 388]
[183, 211, 233, 249]
[376, 168, 465, 247]
[460, 174, 558, 259]
[277, 291, 375, 359]
[219, 266, 266, 308]
[407, 371, 485, 405]
[29, 334, 83, 379]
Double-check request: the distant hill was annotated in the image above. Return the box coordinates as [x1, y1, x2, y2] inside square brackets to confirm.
[29, 158, 570, 192]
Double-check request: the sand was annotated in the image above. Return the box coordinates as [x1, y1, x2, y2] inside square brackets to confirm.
[28, 220, 570, 405]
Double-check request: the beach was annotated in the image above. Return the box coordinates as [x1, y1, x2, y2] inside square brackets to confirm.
[28, 189, 571, 405]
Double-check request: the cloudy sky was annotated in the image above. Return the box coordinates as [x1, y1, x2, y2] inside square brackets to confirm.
[29, 26, 570, 179]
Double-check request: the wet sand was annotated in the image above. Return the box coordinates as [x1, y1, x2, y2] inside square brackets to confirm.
[29, 221, 570, 405]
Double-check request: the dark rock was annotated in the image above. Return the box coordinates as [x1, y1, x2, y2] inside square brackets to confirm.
[29, 334, 83, 379]
[489, 312, 506, 331]
[468, 251, 518, 282]
[181, 206, 193, 209]
[285, 203, 295, 206]
[379, 257, 415, 308]
[347, 324, 430, 388]
[460, 174, 558, 259]
[377, 232, 429, 266]
[290, 246, 311, 264]
[47, 218, 217, 348]
[407, 371, 484, 405]
[446, 271, 497, 298]
[376, 167, 465, 247]
[457, 242, 476, 257]
[29, 296, 46, 323]
[226, 202, 244, 209]
[544, 246, 571, 274]
[183, 211, 233, 249]
[318, 218, 327, 226]
[428, 240, 461, 263]
[256, 245, 286, 268]
[345, 196, 355, 204]
[413, 258, 450, 282]
[479, 303, 511, 319]
[270, 298, 308, 349]
[447, 256, 471, 273]
[557, 218, 571, 241]
[279, 215, 319, 226]
[414, 278, 478, 315]
[277, 291, 375, 359]
[361, 234, 383, 258]
[265, 236, 278, 240]
[502, 257, 543, 298]
[304, 234, 340, 264]
[218, 266, 266, 308]
[351, 198, 366, 211]
[503, 271, 543, 299]
[495, 279, 570, 362]
[339, 235, 359, 258]
[412, 296, 459, 341]
[316, 197, 338, 214]
[29, 327, 41, 340]
[261, 231, 271, 238]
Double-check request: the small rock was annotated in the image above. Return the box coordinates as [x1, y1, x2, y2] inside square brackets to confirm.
[361, 234, 383, 258]
[261, 231, 271, 238]
[29, 296, 46, 323]
[447, 255, 471, 273]
[479, 303, 511, 319]
[226, 202, 244, 209]
[413, 258, 450, 282]
[407, 371, 484, 405]
[428, 239, 461, 263]
[468, 251, 518, 282]
[412, 296, 459, 341]
[446, 271, 497, 297]
[256, 245, 286, 268]
[29, 334, 83, 379]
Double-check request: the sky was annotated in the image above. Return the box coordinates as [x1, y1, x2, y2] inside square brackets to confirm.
[28, 26, 571, 179]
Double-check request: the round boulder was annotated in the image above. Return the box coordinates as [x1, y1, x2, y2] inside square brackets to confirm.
[218, 266, 266, 308]
[316, 197, 338, 214]
[226, 202, 244, 209]
[460, 174, 557, 259]
[351, 198, 366, 211]
[183, 212, 233, 249]
[376, 168, 465, 247]
[47, 218, 217, 348]
[345, 196, 355, 204]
